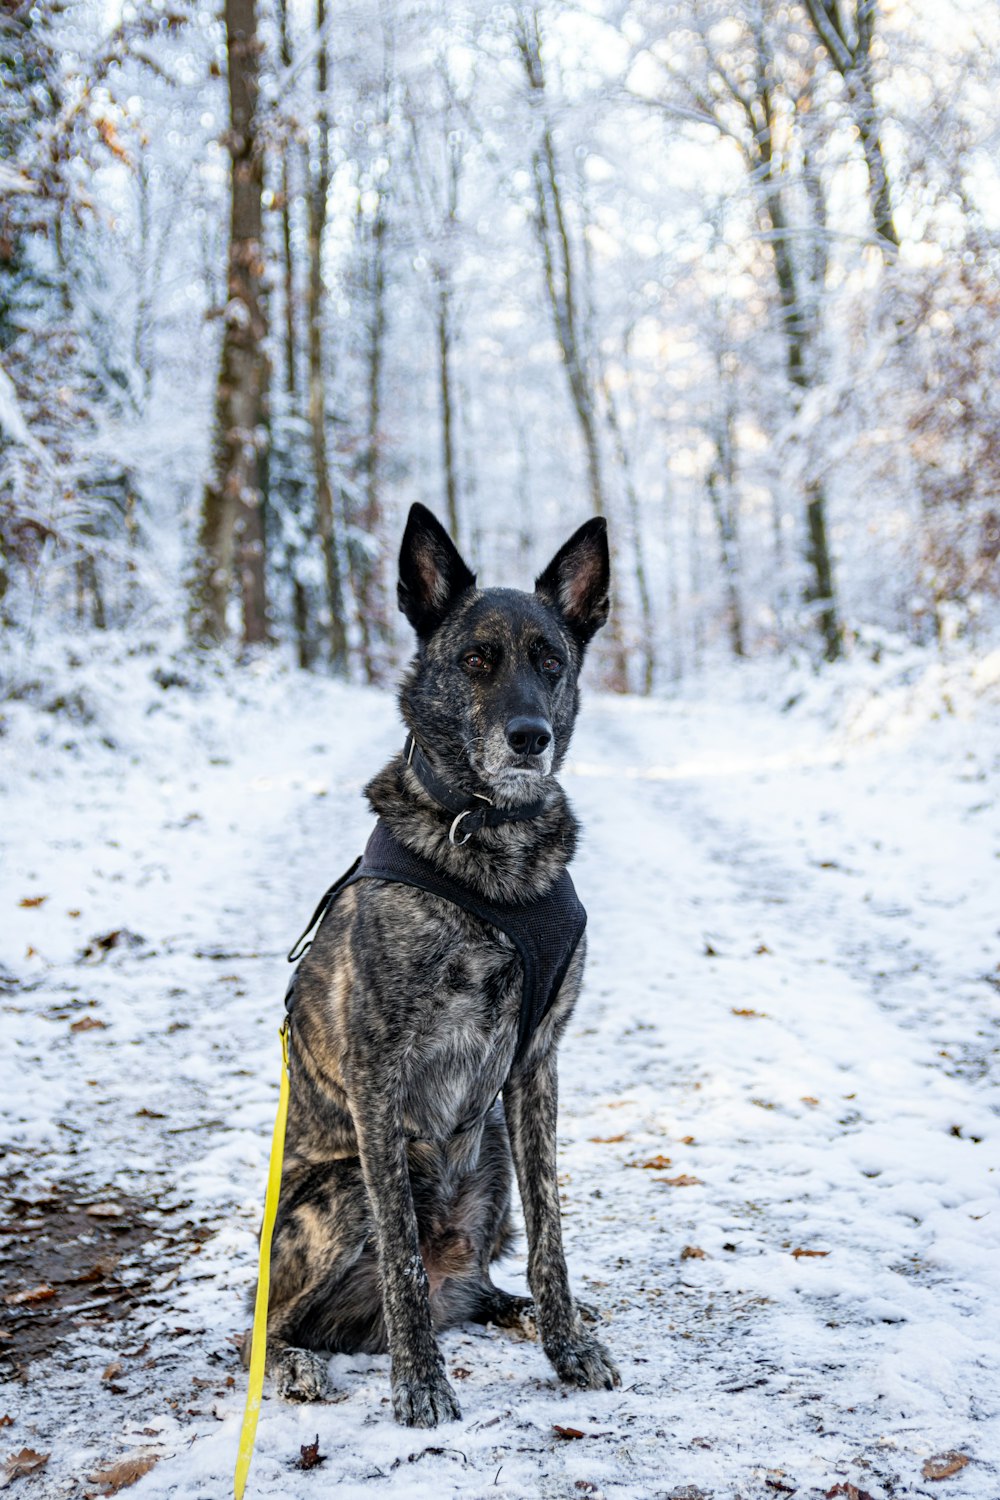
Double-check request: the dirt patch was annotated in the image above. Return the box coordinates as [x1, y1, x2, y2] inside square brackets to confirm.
[0, 1173, 203, 1378]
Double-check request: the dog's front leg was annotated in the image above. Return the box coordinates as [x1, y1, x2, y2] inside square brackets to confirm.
[352, 1087, 461, 1427]
[504, 1053, 620, 1391]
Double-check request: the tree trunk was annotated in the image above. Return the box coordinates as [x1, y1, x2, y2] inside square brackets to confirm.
[307, 0, 347, 672]
[356, 200, 388, 682]
[189, 0, 268, 647]
[437, 279, 460, 539]
[515, 7, 629, 689]
[706, 397, 745, 660]
[801, 0, 900, 250]
[753, 92, 841, 661]
[277, 0, 297, 401]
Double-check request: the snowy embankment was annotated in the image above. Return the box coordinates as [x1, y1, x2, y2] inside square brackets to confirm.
[2, 637, 999, 1500]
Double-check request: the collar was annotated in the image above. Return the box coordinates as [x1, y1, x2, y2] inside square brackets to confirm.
[403, 734, 548, 845]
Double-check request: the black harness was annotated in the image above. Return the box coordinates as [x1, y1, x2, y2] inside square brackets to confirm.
[286, 819, 587, 1071]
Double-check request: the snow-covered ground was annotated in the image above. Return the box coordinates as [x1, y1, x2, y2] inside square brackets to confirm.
[2, 638, 999, 1500]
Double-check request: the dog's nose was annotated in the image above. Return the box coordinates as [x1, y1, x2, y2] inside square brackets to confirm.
[505, 716, 552, 757]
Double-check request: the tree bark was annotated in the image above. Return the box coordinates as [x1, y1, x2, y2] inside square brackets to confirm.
[515, 7, 630, 688]
[189, 0, 268, 647]
[306, 0, 348, 671]
[356, 197, 388, 681]
[801, 0, 900, 249]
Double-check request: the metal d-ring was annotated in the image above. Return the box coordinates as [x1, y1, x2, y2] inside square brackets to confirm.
[449, 810, 474, 846]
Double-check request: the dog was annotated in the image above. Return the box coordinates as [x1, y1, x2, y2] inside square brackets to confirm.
[256, 502, 619, 1427]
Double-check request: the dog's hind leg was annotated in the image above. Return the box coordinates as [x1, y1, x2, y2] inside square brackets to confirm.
[245, 1157, 374, 1401]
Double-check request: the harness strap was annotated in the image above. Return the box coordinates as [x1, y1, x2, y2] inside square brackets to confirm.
[234, 1021, 290, 1500]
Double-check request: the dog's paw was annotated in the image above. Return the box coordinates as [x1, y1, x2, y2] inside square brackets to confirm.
[272, 1347, 333, 1403]
[486, 1291, 537, 1338]
[391, 1368, 462, 1427]
[548, 1331, 620, 1391]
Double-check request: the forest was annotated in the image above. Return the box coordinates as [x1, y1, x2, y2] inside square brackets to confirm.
[4, 6, 1000, 1496]
[2, 0, 998, 690]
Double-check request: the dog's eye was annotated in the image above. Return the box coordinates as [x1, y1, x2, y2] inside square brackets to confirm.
[463, 651, 491, 674]
[540, 654, 563, 676]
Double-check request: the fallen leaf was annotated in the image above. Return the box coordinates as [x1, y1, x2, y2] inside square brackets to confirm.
[654, 1174, 702, 1187]
[18, 897, 47, 909]
[731, 1007, 768, 1018]
[296, 1436, 324, 1471]
[3, 1449, 49, 1482]
[451, 1367, 472, 1380]
[791, 1248, 830, 1259]
[588, 1134, 626, 1144]
[553, 1426, 587, 1440]
[628, 1155, 673, 1170]
[825, 1485, 875, 1499]
[67, 909, 81, 918]
[922, 1453, 970, 1481]
[71, 1016, 107, 1032]
[88, 1455, 158, 1493]
[85, 1202, 125, 1219]
[703, 941, 718, 956]
[135, 1108, 165, 1119]
[680, 1245, 707, 1260]
[102, 1362, 122, 1383]
[3, 1284, 56, 1306]
[680, 1135, 695, 1145]
[0, 1419, 11, 1430]
[801, 1096, 820, 1106]
[755, 942, 771, 954]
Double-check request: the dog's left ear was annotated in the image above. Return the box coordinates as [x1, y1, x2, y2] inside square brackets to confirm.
[535, 517, 610, 648]
[398, 503, 477, 638]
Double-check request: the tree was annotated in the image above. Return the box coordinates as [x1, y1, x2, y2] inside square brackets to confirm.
[190, 0, 269, 647]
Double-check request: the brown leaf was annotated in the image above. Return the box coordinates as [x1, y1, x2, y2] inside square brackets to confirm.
[825, 1485, 875, 1499]
[18, 896, 47, 909]
[755, 943, 772, 954]
[791, 1248, 830, 1259]
[88, 1455, 159, 1493]
[85, 1202, 125, 1219]
[654, 1174, 702, 1187]
[922, 1453, 970, 1481]
[101, 1362, 122, 1383]
[553, 1426, 587, 1440]
[3, 1284, 56, 1306]
[296, 1436, 324, 1470]
[0, 1417, 12, 1429]
[4, 1448, 49, 1481]
[135, 1108, 165, 1119]
[680, 1245, 707, 1260]
[588, 1134, 626, 1144]
[732, 1007, 769, 1018]
[628, 1155, 673, 1170]
[801, 1097, 820, 1106]
[451, 1367, 472, 1380]
[71, 1016, 107, 1032]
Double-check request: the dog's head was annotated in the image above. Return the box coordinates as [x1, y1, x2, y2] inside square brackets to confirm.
[397, 503, 610, 803]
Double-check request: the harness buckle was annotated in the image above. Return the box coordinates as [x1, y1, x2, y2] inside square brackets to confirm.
[449, 810, 474, 846]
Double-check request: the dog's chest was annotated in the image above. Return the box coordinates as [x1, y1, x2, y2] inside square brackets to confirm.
[396, 915, 522, 1140]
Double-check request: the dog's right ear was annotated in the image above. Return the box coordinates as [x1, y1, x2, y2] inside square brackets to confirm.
[398, 503, 476, 638]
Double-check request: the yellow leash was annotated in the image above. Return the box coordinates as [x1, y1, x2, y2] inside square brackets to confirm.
[234, 1021, 290, 1500]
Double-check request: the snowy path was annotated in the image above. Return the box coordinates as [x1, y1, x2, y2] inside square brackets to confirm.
[2, 651, 999, 1499]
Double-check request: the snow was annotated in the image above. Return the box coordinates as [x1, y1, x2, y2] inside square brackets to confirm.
[2, 637, 998, 1499]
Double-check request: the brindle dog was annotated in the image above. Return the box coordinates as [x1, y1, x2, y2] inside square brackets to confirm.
[258, 502, 619, 1426]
